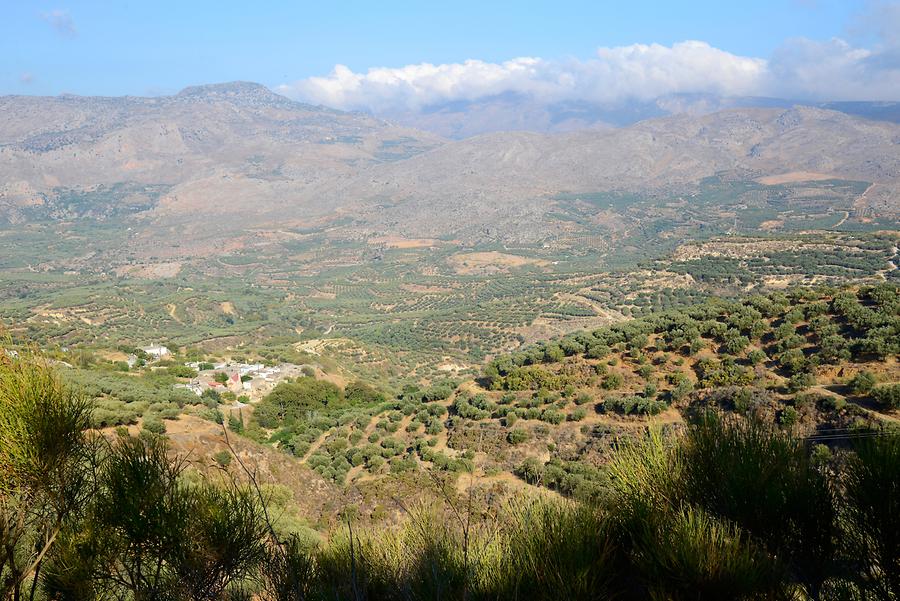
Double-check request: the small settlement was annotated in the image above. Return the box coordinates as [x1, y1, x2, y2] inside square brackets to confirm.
[175, 361, 310, 401]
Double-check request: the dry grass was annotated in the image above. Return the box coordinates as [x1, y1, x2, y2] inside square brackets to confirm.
[447, 251, 548, 275]
[756, 171, 836, 185]
[367, 236, 443, 249]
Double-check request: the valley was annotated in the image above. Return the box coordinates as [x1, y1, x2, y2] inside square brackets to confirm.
[1, 82, 898, 600]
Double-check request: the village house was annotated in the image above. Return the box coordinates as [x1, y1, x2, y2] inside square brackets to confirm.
[142, 345, 171, 361]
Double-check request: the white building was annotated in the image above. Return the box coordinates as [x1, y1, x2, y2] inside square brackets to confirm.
[142, 345, 171, 360]
[239, 363, 265, 376]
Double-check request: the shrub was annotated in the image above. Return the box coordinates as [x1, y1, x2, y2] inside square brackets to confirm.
[142, 415, 167, 434]
[213, 450, 232, 467]
[568, 407, 587, 422]
[817, 394, 846, 412]
[871, 384, 900, 410]
[508, 428, 530, 445]
[849, 370, 877, 395]
[540, 410, 564, 425]
[574, 392, 592, 405]
[779, 406, 799, 429]
[601, 373, 623, 390]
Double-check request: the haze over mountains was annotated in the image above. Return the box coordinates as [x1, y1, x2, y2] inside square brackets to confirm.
[379, 92, 900, 139]
[1, 81, 898, 250]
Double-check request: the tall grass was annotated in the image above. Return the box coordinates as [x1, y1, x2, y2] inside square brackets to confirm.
[262, 499, 615, 601]
[605, 424, 786, 600]
[501, 500, 615, 600]
[842, 434, 900, 599]
[678, 415, 835, 597]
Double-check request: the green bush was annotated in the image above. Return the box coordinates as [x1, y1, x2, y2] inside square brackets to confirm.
[213, 450, 232, 467]
[849, 370, 877, 395]
[601, 373, 623, 390]
[142, 414, 167, 434]
[508, 428, 530, 444]
[568, 407, 588, 422]
[872, 384, 900, 410]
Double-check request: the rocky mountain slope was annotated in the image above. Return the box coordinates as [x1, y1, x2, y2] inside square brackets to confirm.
[334, 106, 900, 240]
[0, 82, 441, 227]
[1, 83, 898, 250]
[380, 93, 900, 138]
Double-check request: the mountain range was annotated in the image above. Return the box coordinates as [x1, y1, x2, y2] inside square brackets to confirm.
[1, 82, 898, 251]
[379, 92, 900, 139]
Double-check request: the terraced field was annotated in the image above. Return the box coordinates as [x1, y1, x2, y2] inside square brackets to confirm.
[219, 285, 899, 506]
[1, 176, 897, 387]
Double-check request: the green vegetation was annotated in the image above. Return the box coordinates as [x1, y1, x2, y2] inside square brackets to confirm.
[2, 353, 898, 600]
[486, 285, 899, 416]
[253, 377, 344, 428]
[1, 186, 895, 386]
[203, 285, 900, 492]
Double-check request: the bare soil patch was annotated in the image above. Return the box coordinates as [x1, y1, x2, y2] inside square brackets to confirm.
[756, 172, 837, 185]
[114, 262, 183, 279]
[448, 251, 548, 275]
[367, 236, 442, 249]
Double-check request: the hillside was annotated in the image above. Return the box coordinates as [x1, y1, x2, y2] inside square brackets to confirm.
[2, 85, 898, 252]
[0, 82, 441, 236]
[28, 284, 896, 534]
[380, 93, 900, 138]
[332, 107, 900, 243]
[220, 285, 899, 505]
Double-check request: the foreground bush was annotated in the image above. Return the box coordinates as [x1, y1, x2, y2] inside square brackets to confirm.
[0, 351, 93, 600]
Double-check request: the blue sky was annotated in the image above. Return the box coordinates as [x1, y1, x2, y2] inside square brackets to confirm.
[2, 1, 897, 105]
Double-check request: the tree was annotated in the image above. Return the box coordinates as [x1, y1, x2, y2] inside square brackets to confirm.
[74, 433, 269, 600]
[871, 384, 900, 410]
[89, 433, 190, 598]
[0, 353, 94, 600]
[849, 370, 877, 395]
[344, 381, 386, 405]
[787, 372, 816, 393]
[253, 378, 343, 428]
[166, 365, 197, 378]
[747, 349, 767, 366]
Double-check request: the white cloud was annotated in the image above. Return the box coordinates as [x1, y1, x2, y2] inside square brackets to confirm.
[279, 31, 900, 112]
[279, 41, 767, 112]
[766, 37, 900, 101]
[40, 9, 77, 37]
[586, 41, 766, 101]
